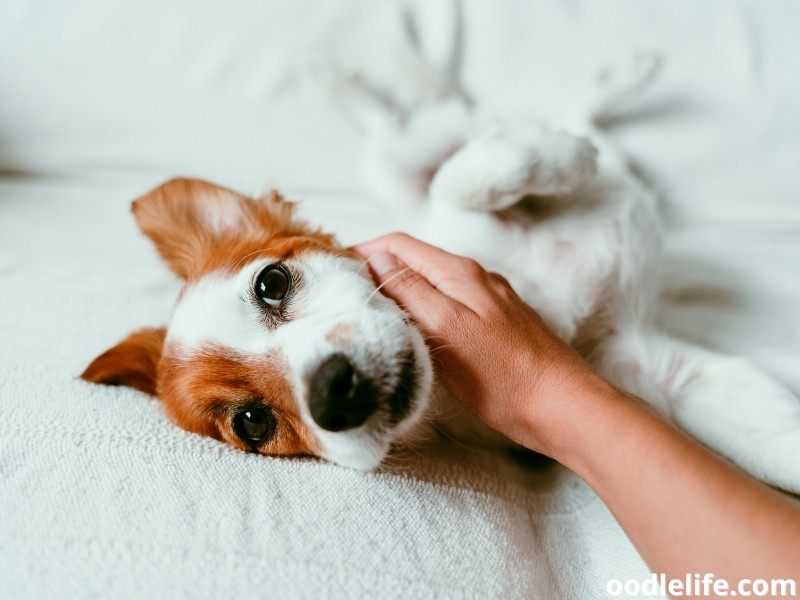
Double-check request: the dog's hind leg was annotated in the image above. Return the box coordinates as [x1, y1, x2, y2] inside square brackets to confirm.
[427, 53, 662, 213]
[301, 3, 466, 132]
[563, 54, 662, 130]
[301, 59, 403, 132]
[595, 331, 800, 494]
[428, 124, 599, 212]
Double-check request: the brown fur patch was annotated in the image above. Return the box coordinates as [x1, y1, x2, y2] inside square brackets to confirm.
[158, 344, 320, 457]
[325, 322, 358, 347]
[80, 328, 166, 395]
[131, 177, 355, 281]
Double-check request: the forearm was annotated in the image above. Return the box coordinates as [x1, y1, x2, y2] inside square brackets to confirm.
[533, 383, 800, 583]
[354, 233, 800, 586]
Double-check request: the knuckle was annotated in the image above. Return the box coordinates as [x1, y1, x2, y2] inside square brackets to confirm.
[385, 231, 411, 244]
[426, 306, 457, 334]
[385, 267, 422, 296]
[489, 271, 511, 288]
[458, 257, 485, 278]
[489, 273, 519, 301]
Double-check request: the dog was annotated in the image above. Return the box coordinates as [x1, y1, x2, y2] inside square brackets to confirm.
[82, 27, 800, 491]
[81, 180, 434, 470]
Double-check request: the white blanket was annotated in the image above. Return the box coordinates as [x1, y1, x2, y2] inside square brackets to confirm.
[1, 1, 799, 598]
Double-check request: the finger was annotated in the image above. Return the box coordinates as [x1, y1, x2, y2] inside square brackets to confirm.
[488, 271, 512, 289]
[354, 233, 458, 276]
[355, 233, 489, 299]
[364, 251, 458, 331]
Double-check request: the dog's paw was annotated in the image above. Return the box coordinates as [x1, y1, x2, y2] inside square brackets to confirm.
[675, 356, 800, 494]
[596, 54, 661, 92]
[429, 124, 598, 211]
[589, 53, 662, 122]
[300, 58, 400, 130]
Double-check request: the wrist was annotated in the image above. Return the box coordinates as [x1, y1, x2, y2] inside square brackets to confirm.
[518, 367, 636, 467]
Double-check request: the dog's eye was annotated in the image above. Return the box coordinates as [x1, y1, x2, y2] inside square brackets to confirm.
[256, 266, 289, 307]
[233, 406, 276, 446]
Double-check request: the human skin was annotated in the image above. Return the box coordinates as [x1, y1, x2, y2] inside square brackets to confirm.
[355, 233, 800, 593]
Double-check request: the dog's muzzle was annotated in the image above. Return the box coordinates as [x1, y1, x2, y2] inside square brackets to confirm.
[308, 352, 418, 432]
[309, 354, 377, 431]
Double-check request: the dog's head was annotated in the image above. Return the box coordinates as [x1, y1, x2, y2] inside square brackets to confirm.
[81, 178, 433, 469]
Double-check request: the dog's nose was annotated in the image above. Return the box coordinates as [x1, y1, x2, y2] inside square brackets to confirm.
[309, 354, 377, 432]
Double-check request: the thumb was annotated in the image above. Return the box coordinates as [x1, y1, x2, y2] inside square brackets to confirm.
[364, 252, 449, 324]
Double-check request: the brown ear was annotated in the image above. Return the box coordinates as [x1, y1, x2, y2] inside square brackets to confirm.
[80, 328, 167, 395]
[131, 177, 304, 280]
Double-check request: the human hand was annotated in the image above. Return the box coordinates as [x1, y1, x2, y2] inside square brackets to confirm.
[355, 233, 610, 456]
[356, 234, 800, 585]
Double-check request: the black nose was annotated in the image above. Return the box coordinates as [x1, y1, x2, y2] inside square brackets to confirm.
[309, 354, 377, 432]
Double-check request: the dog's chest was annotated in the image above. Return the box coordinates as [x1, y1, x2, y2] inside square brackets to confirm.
[406, 186, 627, 344]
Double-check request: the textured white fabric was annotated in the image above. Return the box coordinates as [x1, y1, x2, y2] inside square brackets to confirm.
[1, 1, 799, 599]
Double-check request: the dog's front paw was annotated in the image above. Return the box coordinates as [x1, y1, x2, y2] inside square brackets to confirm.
[429, 124, 598, 212]
[588, 54, 662, 122]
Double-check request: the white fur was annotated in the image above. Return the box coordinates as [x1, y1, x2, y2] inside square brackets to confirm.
[168, 253, 433, 470]
[197, 193, 246, 234]
[305, 14, 800, 491]
[429, 124, 598, 211]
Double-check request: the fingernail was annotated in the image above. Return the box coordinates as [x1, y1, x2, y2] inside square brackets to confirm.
[368, 252, 401, 276]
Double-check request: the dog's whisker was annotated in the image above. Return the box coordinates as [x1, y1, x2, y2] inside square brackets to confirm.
[428, 344, 456, 357]
[385, 439, 428, 465]
[428, 352, 451, 374]
[432, 424, 498, 456]
[425, 400, 469, 423]
[231, 248, 271, 271]
[364, 266, 411, 305]
[355, 259, 371, 277]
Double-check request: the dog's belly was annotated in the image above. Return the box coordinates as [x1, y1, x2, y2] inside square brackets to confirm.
[390, 138, 663, 456]
[405, 185, 628, 345]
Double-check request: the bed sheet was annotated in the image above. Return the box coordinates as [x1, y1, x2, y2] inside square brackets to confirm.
[1, 1, 799, 598]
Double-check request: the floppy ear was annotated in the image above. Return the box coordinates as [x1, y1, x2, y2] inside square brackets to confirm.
[80, 328, 166, 395]
[132, 178, 301, 280]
